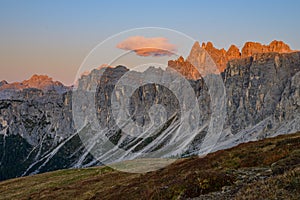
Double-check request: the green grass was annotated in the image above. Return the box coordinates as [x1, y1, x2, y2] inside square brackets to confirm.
[0, 132, 300, 200]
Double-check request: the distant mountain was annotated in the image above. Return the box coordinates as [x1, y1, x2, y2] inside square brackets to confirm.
[0, 41, 299, 181]
[0, 75, 69, 100]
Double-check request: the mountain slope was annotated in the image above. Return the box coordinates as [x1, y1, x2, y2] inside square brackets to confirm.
[0, 132, 299, 200]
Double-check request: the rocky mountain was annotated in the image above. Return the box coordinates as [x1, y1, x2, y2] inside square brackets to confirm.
[0, 41, 299, 181]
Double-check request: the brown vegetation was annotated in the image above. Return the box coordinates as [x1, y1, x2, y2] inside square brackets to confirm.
[0, 132, 299, 200]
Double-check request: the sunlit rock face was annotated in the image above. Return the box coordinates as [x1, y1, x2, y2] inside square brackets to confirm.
[0, 41, 299, 181]
[241, 40, 292, 58]
[168, 56, 201, 80]
[168, 40, 293, 78]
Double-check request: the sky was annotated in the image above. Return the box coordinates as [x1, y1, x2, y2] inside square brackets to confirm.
[0, 0, 300, 85]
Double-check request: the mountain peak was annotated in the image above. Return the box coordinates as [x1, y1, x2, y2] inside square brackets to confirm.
[192, 41, 201, 49]
[202, 41, 214, 49]
[189, 41, 202, 56]
[226, 45, 241, 60]
[24, 74, 53, 84]
[22, 74, 63, 90]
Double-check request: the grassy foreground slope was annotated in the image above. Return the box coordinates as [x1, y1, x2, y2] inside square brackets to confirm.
[0, 132, 299, 200]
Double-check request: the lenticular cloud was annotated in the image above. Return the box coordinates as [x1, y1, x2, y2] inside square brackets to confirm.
[116, 36, 177, 57]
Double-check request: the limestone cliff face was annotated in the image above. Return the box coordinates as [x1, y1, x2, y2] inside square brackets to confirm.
[0, 89, 80, 180]
[223, 52, 300, 138]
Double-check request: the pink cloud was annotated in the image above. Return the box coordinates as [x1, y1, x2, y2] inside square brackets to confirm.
[116, 36, 177, 57]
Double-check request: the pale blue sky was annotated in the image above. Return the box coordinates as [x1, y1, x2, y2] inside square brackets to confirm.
[0, 0, 299, 84]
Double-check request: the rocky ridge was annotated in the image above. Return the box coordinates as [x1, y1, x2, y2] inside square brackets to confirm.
[168, 40, 294, 77]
